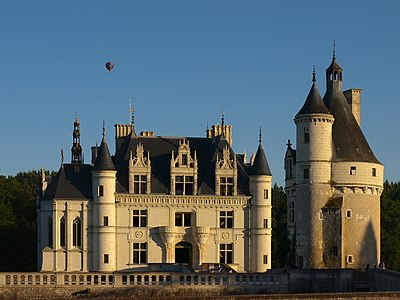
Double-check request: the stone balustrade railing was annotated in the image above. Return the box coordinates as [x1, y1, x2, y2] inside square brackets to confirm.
[0, 271, 286, 288]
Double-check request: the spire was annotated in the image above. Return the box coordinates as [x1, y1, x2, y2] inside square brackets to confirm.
[312, 65, 316, 83]
[61, 148, 64, 166]
[130, 99, 136, 135]
[296, 66, 330, 116]
[326, 43, 343, 92]
[221, 110, 225, 126]
[71, 114, 83, 164]
[333, 40, 336, 59]
[94, 129, 115, 171]
[102, 120, 106, 138]
[251, 128, 271, 176]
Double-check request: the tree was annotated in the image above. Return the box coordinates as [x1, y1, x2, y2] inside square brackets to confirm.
[272, 183, 290, 268]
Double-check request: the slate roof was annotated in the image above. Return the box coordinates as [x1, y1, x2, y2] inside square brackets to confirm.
[114, 134, 252, 195]
[94, 136, 116, 171]
[43, 164, 93, 200]
[296, 82, 330, 116]
[250, 143, 272, 176]
[323, 85, 380, 164]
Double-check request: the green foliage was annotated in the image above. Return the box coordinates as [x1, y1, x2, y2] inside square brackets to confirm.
[272, 183, 290, 268]
[0, 170, 43, 271]
[381, 181, 400, 270]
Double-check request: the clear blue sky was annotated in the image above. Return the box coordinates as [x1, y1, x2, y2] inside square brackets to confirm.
[1, 1, 399, 186]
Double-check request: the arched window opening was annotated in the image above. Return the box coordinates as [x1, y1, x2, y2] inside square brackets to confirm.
[48, 217, 53, 248]
[73, 217, 82, 247]
[60, 217, 66, 247]
[334, 71, 338, 80]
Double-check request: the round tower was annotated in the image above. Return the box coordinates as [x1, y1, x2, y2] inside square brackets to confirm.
[294, 68, 334, 268]
[249, 129, 272, 272]
[92, 127, 117, 271]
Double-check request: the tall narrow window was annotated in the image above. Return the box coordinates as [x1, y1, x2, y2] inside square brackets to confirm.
[104, 254, 109, 264]
[48, 217, 53, 248]
[289, 202, 295, 223]
[181, 154, 188, 165]
[264, 189, 269, 199]
[220, 211, 233, 228]
[134, 175, 147, 194]
[72, 217, 82, 247]
[220, 177, 234, 196]
[133, 242, 147, 264]
[175, 212, 191, 227]
[304, 127, 309, 143]
[372, 168, 377, 177]
[219, 243, 233, 264]
[60, 217, 66, 247]
[133, 210, 147, 227]
[98, 185, 104, 197]
[263, 255, 268, 264]
[263, 219, 268, 228]
[303, 168, 309, 180]
[103, 216, 109, 226]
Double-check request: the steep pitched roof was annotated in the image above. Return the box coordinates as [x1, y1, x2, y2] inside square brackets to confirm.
[323, 87, 380, 164]
[251, 143, 272, 176]
[114, 134, 251, 195]
[296, 82, 330, 116]
[43, 164, 93, 200]
[94, 136, 116, 171]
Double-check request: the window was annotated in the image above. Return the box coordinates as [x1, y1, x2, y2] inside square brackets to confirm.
[263, 255, 268, 264]
[175, 212, 191, 227]
[220, 243, 233, 264]
[103, 216, 109, 226]
[60, 217, 66, 247]
[264, 189, 269, 199]
[347, 255, 354, 264]
[220, 211, 233, 228]
[104, 254, 109, 264]
[133, 242, 147, 264]
[372, 168, 377, 177]
[133, 210, 147, 227]
[134, 175, 147, 194]
[220, 177, 233, 196]
[304, 127, 309, 143]
[350, 166, 356, 175]
[98, 185, 104, 197]
[330, 246, 339, 257]
[303, 168, 309, 180]
[182, 154, 188, 165]
[72, 218, 82, 247]
[289, 202, 295, 222]
[263, 219, 268, 228]
[346, 210, 352, 218]
[175, 175, 194, 195]
[48, 217, 53, 248]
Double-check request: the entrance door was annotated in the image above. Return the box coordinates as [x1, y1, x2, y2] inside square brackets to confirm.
[175, 241, 193, 267]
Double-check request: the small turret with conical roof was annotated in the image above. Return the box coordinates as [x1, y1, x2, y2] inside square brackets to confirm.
[94, 123, 115, 171]
[249, 127, 272, 272]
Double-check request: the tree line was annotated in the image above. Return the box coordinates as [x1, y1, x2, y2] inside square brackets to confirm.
[0, 170, 399, 271]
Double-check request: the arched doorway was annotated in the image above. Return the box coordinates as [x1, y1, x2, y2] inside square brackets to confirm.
[175, 241, 193, 267]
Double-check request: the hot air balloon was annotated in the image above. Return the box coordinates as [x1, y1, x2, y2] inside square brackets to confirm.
[105, 61, 114, 72]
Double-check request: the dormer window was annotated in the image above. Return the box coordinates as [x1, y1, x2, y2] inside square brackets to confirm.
[129, 143, 151, 194]
[215, 145, 237, 196]
[170, 139, 198, 195]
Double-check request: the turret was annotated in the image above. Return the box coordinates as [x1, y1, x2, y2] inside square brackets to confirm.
[293, 68, 334, 268]
[249, 128, 272, 272]
[92, 123, 117, 271]
[71, 115, 83, 171]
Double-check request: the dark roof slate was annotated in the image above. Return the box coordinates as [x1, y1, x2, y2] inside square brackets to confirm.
[43, 164, 93, 200]
[296, 83, 330, 116]
[94, 137, 116, 171]
[251, 143, 272, 176]
[323, 87, 380, 164]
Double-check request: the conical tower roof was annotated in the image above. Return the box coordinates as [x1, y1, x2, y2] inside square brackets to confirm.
[94, 136, 115, 171]
[296, 67, 330, 116]
[251, 129, 272, 176]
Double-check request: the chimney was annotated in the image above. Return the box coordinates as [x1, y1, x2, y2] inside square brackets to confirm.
[343, 89, 362, 127]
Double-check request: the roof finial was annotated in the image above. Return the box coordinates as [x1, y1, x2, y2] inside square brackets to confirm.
[259, 127, 262, 144]
[61, 148, 64, 165]
[221, 110, 225, 126]
[333, 40, 336, 59]
[206, 121, 209, 130]
[312, 65, 316, 83]
[102, 120, 106, 138]
[286, 139, 292, 148]
[130, 99, 135, 132]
